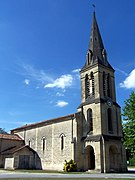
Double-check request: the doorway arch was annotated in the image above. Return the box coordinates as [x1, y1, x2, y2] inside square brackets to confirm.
[109, 145, 118, 171]
[85, 145, 95, 170]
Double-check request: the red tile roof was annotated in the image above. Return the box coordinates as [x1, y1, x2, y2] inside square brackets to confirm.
[2, 145, 35, 155]
[11, 113, 75, 132]
[0, 134, 23, 141]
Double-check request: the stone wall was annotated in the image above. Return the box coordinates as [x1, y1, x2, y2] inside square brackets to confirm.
[14, 115, 78, 171]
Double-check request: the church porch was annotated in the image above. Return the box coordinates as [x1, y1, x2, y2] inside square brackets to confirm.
[84, 139, 102, 172]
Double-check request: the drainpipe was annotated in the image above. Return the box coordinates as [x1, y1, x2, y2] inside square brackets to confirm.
[81, 105, 84, 138]
[0, 134, 4, 167]
[24, 128, 26, 143]
[102, 135, 106, 173]
[71, 116, 74, 143]
[71, 114, 75, 161]
[71, 116, 74, 160]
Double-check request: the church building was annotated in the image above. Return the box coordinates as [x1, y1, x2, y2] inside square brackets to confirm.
[2, 11, 127, 172]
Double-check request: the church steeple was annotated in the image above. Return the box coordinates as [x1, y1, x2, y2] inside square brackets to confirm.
[78, 10, 127, 174]
[82, 11, 113, 70]
[89, 11, 104, 61]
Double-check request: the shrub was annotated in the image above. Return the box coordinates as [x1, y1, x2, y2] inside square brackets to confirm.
[63, 159, 77, 172]
[129, 157, 135, 166]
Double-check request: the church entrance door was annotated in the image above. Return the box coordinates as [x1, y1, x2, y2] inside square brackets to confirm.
[86, 145, 95, 170]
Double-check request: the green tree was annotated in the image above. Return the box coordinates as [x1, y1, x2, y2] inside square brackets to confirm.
[0, 128, 8, 134]
[122, 91, 135, 159]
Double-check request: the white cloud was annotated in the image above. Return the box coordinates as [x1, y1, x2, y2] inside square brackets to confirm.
[44, 74, 73, 89]
[72, 69, 80, 80]
[120, 69, 135, 89]
[24, 79, 30, 85]
[21, 64, 53, 84]
[18, 63, 80, 91]
[115, 68, 128, 76]
[56, 100, 68, 107]
[72, 69, 81, 73]
[56, 92, 64, 97]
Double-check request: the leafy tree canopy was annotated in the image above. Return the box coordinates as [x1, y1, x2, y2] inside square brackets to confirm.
[122, 91, 135, 157]
[0, 128, 8, 134]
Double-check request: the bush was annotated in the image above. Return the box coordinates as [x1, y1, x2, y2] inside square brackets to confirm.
[63, 159, 77, 172]
[129, 157, 135, 166]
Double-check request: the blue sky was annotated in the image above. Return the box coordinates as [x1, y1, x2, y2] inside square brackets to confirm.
[0, 0, 135, 132]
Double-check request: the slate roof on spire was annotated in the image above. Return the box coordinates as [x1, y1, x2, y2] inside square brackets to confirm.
[82, 11, 114, 71]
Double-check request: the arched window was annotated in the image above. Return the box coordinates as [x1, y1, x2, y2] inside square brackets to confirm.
[60, 134, 65, 150]
[61, 136, 64, 150]
[42, 137, 46, 151]
[85, 74, 90, 99]
[91, 72, 95, 96]
[116, 109, 119, 135]
[87, 50, 93, 65]
[87, 108, 93, 132]
[28, 139, 31, 147]
[108, 108, 113, 133]
[107, 73, 111, 98]
[87, 53, 90, 65]
[103, 71, 106, 97]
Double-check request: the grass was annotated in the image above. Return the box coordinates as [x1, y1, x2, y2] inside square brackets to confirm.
[1, 169, 93, 174]
[3, 169, 62, 174]
[128, 166, 135, 168]
[2, 179, 132, 180]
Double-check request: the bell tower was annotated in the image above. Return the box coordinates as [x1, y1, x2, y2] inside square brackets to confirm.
[78, 11, 127, 172]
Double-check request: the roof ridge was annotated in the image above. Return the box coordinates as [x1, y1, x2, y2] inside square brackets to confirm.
[11, 113, 75, 132]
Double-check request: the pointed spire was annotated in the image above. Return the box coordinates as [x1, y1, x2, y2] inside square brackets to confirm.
[89, 11, 104, 60]
[83, 11, 113, 70]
